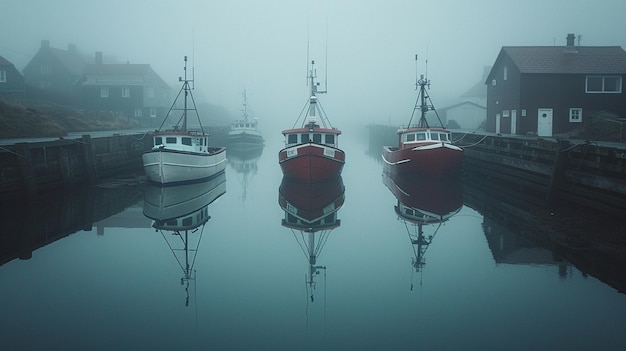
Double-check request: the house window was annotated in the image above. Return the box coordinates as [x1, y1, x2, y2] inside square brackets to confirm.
[492, 79, 497, 86]
[0, 70, 6, 82]
[150, 108, 157, 117]
[502, 110, 510, 118]
[521, 109, 526, 117]
[40, 64, 50, 75]
[586, 76, 622, 93]
[503, 66, 507, 81]
[569, 108, 582, 123]
[135, 108, 142, 117]
[147, 87, 154, 98]
[101, 87, 109, 97]
[122, 87, 130, 97]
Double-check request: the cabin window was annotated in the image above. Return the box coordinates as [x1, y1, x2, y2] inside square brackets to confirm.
[154, 136, 162, 145]
[313, 134, 322, 143]
[165, 219, 177, 226]
[325, 134, 335, 144]
[569, 108, 582, 123]
[586, 76, 622, 93]
[182, 217, 193, 227]
[101, 87, 109, 98]
[416, 133, 426, 141]
[288, 134, 297, 144]
[122, 87, 130, 97]
[406, 134, 416, 142]
[301, 134, 310, 143]
[431, 133, 440, 141]
[405, 208, 414, 216]
[166, 137, 177, 144]
[182, 137, 192, 146]
[0, 70, 6, 82]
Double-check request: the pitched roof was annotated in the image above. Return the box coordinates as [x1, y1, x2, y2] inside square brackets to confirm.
[82, 63, 169, 87]
[48, 47, 90, 75]
[501, 46, 626, 74]
[0, 55, 13, 66]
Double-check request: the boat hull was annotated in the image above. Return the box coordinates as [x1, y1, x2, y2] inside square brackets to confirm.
[227, 131, 265, 153]
[382, 142, 463, 179]
[278, 143, 345, 181]
[142, 147, 227, 185]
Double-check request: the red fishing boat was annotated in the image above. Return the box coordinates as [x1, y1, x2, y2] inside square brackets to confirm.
[382, 57, 462, 179]
[279, 60, 345, 181]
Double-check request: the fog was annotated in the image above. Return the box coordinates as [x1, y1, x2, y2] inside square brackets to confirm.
[2, 0, 626, 132]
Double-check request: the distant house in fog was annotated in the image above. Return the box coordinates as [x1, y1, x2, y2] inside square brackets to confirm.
[486, 33, 626, 138]
[22, 40, 90, 103]
[439, 67, 489, 130]
[76, 52, 171, 126]
[438, 101, 486, 130]
[0, 55, 25, 103]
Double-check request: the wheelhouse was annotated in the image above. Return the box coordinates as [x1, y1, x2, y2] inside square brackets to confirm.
[282, 125, 342, 149]
[399, 128, 451, 144]
[152, 132, 209, 153]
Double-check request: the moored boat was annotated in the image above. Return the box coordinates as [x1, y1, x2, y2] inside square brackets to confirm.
[279, 60, 345, 181]
[227, 90, 264, 153]
[142, 56, 227, 185]
[382, 57, 462, 179]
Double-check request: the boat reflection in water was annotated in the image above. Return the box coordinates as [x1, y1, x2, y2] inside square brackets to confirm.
[383, 172, 462, 288]
[227, 147, 263, 200]
[143, 172, 226, 306]
[279, 176, 345, 303]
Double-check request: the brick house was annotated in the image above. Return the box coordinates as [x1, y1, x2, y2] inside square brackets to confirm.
[485, 34, 626, 138]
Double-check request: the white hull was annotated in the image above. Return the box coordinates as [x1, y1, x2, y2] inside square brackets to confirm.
[142, 148, 227, 185]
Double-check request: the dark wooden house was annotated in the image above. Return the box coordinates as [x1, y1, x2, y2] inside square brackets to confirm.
[76, 52, 171, 127]
[485, 34, 626, 138]
[22, 40, 90, 103]
[0, 55, 25, 103]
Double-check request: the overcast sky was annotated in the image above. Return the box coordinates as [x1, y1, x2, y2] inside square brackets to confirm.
[2, 0, 626, 130]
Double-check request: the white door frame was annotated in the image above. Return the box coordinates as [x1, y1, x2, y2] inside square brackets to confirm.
[511, 110, 517, 135]
[495, 113, 501, 134]
[537, 108, 553, 137]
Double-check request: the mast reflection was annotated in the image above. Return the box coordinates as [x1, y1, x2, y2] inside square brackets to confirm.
[227, 147, 263, 201]
[278, 176, 345, 303]
[143, 173, 226, 306]
[382, 172, 462, 288]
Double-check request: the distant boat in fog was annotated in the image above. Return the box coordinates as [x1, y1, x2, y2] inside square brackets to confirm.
[227, 90, 264, 153]
[279, 59, 345, 181]
[142, 56, 227, 185]
[382, 55, 463, 179]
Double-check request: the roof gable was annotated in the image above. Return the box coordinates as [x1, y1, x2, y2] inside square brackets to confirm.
[500, 46, 626, 74]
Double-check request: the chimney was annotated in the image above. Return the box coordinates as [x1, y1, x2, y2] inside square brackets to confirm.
[95, 51, 103, 64]
[41, 40, 50, 49]
[566, 33, 575, 46]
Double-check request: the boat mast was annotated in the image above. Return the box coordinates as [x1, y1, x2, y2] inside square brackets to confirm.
[181, 56, 190, 132]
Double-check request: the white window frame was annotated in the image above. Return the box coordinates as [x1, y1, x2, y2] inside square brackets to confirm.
[492, 79, 497, 86]
[101, 87, 109, 98]
[0, 70, 6, 82]
[502, 110, 510, 118]
[122, 87, 130, 98]
[585, 76, 622, 93]
[135, 108, 142, 117]
[569, 108, 582, 123]
[150, 108, 157, 117]
[521, 109, 526, 117]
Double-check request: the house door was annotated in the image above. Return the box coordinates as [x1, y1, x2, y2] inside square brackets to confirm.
[511, 110, 517, 135]
[495, 113, 501, 134]
[537, 108, 553, 137]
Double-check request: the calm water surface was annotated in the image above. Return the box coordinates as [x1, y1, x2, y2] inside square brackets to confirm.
[1, 129, 626, 351]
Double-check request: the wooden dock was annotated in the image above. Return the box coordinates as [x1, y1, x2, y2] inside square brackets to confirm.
[0, 133, 152, 199]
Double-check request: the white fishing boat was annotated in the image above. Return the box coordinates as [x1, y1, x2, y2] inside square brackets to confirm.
[142, 56, 227, 185]
[227, 90, 264, 153]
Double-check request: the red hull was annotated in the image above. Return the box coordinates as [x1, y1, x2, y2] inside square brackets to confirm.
[382, 143, 462, 179]
[382, 171, 462, 222]
[279, 143, 345, 181]
[278, 177, 345, 224]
